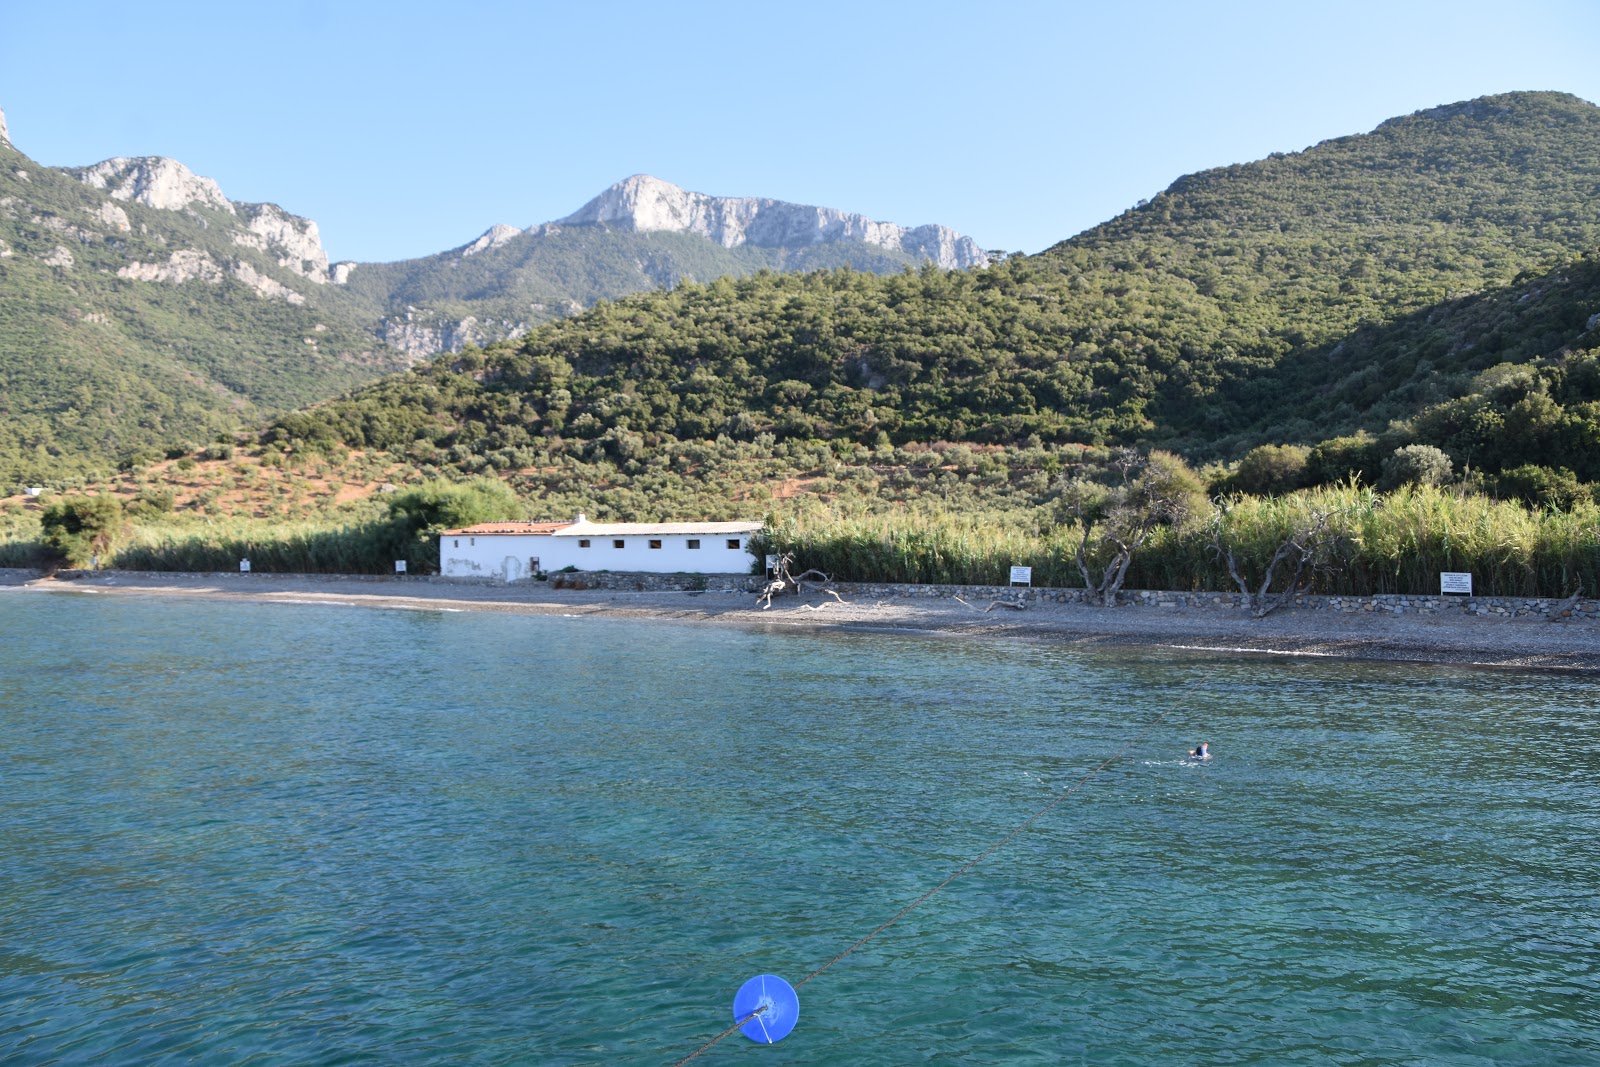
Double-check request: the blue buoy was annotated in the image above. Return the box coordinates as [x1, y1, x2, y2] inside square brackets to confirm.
[732, 974, 799, 1044]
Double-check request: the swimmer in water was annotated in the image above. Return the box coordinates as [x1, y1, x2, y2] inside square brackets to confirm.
[1188, 742, 1211, 759]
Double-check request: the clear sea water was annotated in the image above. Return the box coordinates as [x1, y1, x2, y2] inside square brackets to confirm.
[1, 592, 1597, 1066]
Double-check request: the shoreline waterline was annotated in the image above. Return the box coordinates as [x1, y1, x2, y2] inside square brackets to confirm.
[7, 568, 1597, 672]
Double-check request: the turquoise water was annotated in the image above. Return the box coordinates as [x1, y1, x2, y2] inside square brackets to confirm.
[1, 593, 1597, 1066]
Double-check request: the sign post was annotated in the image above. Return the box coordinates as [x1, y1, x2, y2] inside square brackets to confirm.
[1009, 565, 1033, 588]
[395, 560, 407, 575]
[1440, 572, 1472, 596]
[239, 559, 250, 573]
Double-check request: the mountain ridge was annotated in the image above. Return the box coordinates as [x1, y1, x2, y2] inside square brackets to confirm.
[251, 90, 1600, 503]
[556, 174, 988, 270]
[0, 114, 990, 484]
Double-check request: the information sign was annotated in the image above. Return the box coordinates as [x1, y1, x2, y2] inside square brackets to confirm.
[1440, 572, 1472, 595]
[1009, 565, 1033, 587]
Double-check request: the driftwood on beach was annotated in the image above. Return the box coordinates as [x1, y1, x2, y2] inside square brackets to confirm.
[757, 553, 834, 609]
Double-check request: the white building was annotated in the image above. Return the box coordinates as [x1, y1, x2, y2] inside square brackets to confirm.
[439, 515, 763, 581]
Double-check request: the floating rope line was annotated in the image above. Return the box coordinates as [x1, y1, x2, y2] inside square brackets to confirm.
[672, 1007, 767, 1066]
[672, 710, 1168, 1065]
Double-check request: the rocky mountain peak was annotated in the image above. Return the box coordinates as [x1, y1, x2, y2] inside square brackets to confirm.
[0, 105, 9, 146]
[559, 174, 989, 270]
[461, 223, 521, 257]
[71, 156, 235, 214]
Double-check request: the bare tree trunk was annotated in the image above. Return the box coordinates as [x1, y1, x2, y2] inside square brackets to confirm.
[1209, 509, 1338, 618]
[757, 553, 833, 608]
[1073, 522, 1099, 604]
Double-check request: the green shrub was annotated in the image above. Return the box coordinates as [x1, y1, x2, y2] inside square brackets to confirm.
[1381, 444, 1453, 489]
[1491, 465, 1592, 510]
[125, 489, 177, 520]
[1229, 444, 1311, 496]
[41, 495, 125, 567]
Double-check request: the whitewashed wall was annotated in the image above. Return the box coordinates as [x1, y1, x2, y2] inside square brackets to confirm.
[440, 531, 755, 580]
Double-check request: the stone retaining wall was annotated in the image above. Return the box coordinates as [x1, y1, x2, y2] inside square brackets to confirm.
[19, 568, 1600, 621]
[827, 582, 1599, 620]
[550, 571, 1600, 621]
[546, 571, 762, 593]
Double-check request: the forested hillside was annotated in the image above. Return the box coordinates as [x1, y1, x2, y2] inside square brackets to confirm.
[0, 131, 988, 488]
[0, 139, 405, 486]
[264, 93, 1600, 499]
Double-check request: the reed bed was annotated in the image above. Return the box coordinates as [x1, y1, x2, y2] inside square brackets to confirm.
[111, 518, 398, 575]
[764, 486, 1600, 598]
[7, 483, 1594, 598]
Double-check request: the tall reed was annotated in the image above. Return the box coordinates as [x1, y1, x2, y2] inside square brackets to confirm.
[112, 518, 397, 574]
[763, 486, 1600, 598]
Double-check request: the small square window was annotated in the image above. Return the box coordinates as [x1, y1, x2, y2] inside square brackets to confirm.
[613, 539, 625, 549]
[578, 538, 591, 548]
[648, 539, 663, 549]
[686, 539, 700, 549]
[726, 539, 741, 549]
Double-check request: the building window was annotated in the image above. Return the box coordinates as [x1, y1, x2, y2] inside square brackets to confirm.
[613, 539, 625, 549]
[727, 538, 741, 549]
[453, 539, 459, 548]
[470, 537, 476, 546]
[687, 539, 700, 549]
[649, 539, 663, 549]
[578, 539, 591, 548]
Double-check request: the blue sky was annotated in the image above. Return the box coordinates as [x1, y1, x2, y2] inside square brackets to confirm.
[4, 0, 1596, 264]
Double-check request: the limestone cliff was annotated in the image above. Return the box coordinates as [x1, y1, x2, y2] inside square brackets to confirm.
[558, 174, 989, 270]
[71, 156, 236, 214]
[65, 155, 344, 287]
[235, 203, 333, 283]
[378, 307, 531, 358]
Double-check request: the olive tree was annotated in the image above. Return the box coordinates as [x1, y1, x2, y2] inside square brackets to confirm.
[1062, 450, 1208, 606]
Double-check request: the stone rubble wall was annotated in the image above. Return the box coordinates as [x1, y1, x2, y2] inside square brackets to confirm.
[547, 572, 1600, 620]
[545, 571, 762, 593]
[23, 568, 1600, 621]
[827, 582, 1600, 621]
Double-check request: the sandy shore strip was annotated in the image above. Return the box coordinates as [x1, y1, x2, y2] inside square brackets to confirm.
[5, 569, 1597, 672]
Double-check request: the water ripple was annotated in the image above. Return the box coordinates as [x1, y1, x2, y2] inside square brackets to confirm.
[1, 599, 1597, 1064]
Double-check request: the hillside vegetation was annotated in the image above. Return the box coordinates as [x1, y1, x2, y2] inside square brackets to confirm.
[259, 94, 1600, 501]
[8, 92, 1600, 596]
[0, 139, 409, 486]
[0, 139, 988, 487]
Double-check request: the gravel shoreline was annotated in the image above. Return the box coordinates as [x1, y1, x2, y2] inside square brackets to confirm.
[7, 569, 1597, 672]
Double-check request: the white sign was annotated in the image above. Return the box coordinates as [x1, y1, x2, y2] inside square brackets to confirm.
[239, 559, 251, 573]
[395, 560, 407, 574]
[1440, 572, 1472, 595]
[1009, 565, 1033, 587]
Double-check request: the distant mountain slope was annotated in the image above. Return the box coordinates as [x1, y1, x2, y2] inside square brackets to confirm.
[265, 92, 1600, 489]
[333, 175, 989, 358]
[1036, 90, 1600, 442]
[560, 174, 986, 268]
[0, 122, 402, 485]
[336, 217, 949, 358]
[0, 108, 989, 484]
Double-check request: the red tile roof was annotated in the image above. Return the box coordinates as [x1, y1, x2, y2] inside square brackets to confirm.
[439, 522, 573, 536]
